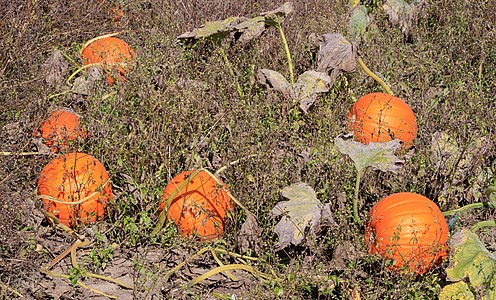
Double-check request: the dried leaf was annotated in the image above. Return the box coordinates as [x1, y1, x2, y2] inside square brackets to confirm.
[257, 68, 293, 97]
[233, 16, 266, 44]
[237, 213, 262, 254]
[335, 136, 404, 174]
[42, 50, 69, 87]
[383, 0, 426, 39]
[316, 33, 357, 81]
[293, 71, 332, 114]
[445, 228, 496, 287]
[348, 5, 370, 40]
[270, 182, 325, 250]
[260, 1, 294, 26]
[177, 17, 241, 44]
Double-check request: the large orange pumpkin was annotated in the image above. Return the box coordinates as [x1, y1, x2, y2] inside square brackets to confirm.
[38, 152, 112, 227]
[36, 109, 87, 153]
[364, 192, 449, 274]
[158, 170, 234, 240]
[81, 36, 136, 85]
[347, 93, 418, 148]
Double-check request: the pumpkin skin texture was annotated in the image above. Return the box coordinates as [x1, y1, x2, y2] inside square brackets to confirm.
[36, 110, 87, 153]
[81, 36, 136, 85]
[158, 170, 234, 240]
[364, 192, 449, 274]
[38, 152, 112, 227]
[347, 93, 418, 148]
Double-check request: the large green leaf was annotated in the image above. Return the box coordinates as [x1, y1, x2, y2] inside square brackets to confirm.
[446, 228, 496, 288]
[334, 136, 403, 174]
[348, 5, 370, 40]
[439, 281, 475, 300]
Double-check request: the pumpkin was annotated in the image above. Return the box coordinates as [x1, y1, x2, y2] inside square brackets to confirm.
[364, 192, 449, 274]
[38, 152, 112, 227]
[81, 36, 136, 85]
[158, 170, 234, 240]
[36, 109, 87, 153]
[347, 92, 418, 148]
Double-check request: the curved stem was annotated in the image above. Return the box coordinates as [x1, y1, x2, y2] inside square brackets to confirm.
[357, 57, 393, 95]
[276, 23, 294, 84]
[443, 202, 493, 216]
[471, 220, 496, 232]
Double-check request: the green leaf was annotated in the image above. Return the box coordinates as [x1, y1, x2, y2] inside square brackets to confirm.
[270, 182, 325, 250]
[446, 228, 496, 288]
[348, 5, 370, 40]
[334, 136, 403, 174]
[439, 281, 475, 300]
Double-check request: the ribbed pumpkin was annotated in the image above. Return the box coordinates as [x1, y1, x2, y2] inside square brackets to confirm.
[347, 93, 418, 148]
[364, 192, 449, 274]
[36, 110, 87, 153]
[81, 36, 136, 85]
[38, 152, 112, 227]
[158, 170, 234, 240]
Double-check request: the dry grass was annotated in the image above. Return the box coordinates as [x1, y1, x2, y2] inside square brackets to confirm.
[1, 0, 495, 299]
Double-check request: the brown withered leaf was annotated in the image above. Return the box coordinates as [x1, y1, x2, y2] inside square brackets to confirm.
[257, 68, 293, 98]
[316, 33, 357, 81]
[42, 50, 69, 87]
[383, 0, 427, 39]
[293, 70, 332, 114]
[237, 213, 262, 254]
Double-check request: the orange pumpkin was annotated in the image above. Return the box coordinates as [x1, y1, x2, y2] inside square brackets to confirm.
[81, 36, 136, 85]
[158, 170, 234, 240]
[38, 152, 112, 227]
[364, 192, 449, 274]
[347, 93, 418, 148]
[36, 109, 87, 153]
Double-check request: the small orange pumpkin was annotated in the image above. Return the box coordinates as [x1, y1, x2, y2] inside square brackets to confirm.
[158, 170, 234, 240]
[38, 152, 112, 227]
[347, 93, 418, 148]
[36, 109, 87, 153]
[364, 192, 449, 274]
[81, 36, 136, 85]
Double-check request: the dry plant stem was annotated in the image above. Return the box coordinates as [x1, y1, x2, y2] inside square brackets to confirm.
[0, 151, 48, 156]
[40, 271, 118, 299]
[151, 169, 202, 236]
[276, 23, 294, 84]
[214, 154, 261, 176]
[186, 263, 280, 288]
[357, 57, 394, 95]
[39, 178, 111, 206]
[48, 89, 72, 100]
[80, 32, 123, 54]
[211, 249, 238, 281]
[66, 63, 101, 84]
[471, 220, 496, 232]
[218, 47, 244, 100]
[0, 280, 23, 298]
[163, 247, 211, 281]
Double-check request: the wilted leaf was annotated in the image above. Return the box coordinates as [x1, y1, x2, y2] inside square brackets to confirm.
[316, 33, 357, 81]
[233, 16, 266, 44]
[439, 281, 475, 300]
[446, 228, 496, 288]
[237, 213, 262, 254]
[383, 0, 426, 39]
[348, 5, 370, 40]
[71, 67, 102, 95]
[257, 68, 292, 97]
[42, 50, 69, 87]
[177, 17, 241, 44]
[270, 182, 325, 250]
[293, 71, 332, 114]
[260, 1, 294, 26]
[335, 136, 403, 174]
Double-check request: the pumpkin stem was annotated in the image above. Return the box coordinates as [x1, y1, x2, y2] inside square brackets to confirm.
[471, 220, 496, 232]
[357, 57, 394, 96]
[218, 47, 244, 100]
[275, 22, 295, 84]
